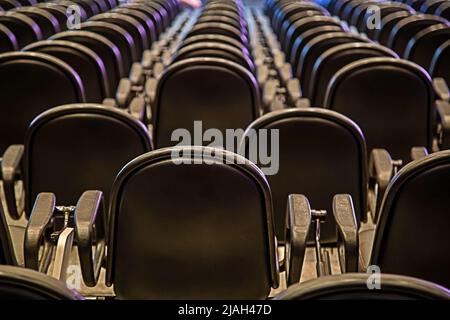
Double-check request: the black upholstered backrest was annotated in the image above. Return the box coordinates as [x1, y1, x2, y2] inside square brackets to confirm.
[310, 43, 397, 105]
[0, 52, 85, 153]
[324, 57, 434, 163]
[405, 23, 450, 71]
[24, 104, 152, 215]
[24, 40, 110, 102]
[80, 21, 138, 75]
[0, 23, 18, 53]
[372, 150, 450, 289]
[50, 30, 124, 94]
[389, 14, 447, 57]
[106, 147, 279, 299]
[275, 273, 450, 300]
[241, 108, 367, 243]
[153, 58, 260, 149]
[0, 12, 42, 49]
[173, 42, 255, 72]
[0, 266, 83, 300]
[430, 39, 450, 84]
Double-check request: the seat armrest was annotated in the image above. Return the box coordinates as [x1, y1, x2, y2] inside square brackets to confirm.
[129, 96, 146, 123]
[145, 77, 159, 104]
[102, 98, 117, 108]
[141, 50, 153, 70]
[129, 62, 144, 87]
[368, 149, 393, 220]
[24, 193, 55, 272]
[1, 145, 24, 220]
[410, 147, 429, 161]
[116, 78, 132, 109]
[75, 191, 106, 287]
[333, 195, 358, 273]
[285, 194, 311, 286]
[437, 100, 450, 149]
[286, 78, 301, 104]
[433, 78, 449, 102]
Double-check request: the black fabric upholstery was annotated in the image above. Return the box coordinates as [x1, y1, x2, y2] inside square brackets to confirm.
[324, 57, 434, 163]
[24, 104, 152, 215]
[372, 151, 450, 289]
[106, 147, 278, 299]
[242, 108, 367, 243]
[0, 52, 85, 153]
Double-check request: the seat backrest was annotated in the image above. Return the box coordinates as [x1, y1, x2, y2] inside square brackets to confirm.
[90, 13, 148, 57]
[24, 104, 152, 215]
[289, 25, 345, 74]
[0, 23, 18, 53]
[375, 11, 411, 45]
[106, 147, 278, 299]
[0, 52, 85, 153]
[389, 14, 447, 57]
[405, 23, 450, 70]
[186, 22, 248, 44]
[430, 39, 450, 84]
[372, 151, 450, 289]
[79, 21, 137, 74]
[310, 43, 397, 105]
[111, 7, 157, 44]
[173, 42, 255, 72]
[24, 40, 110, 102]
[241, 108, 367, 243]
[13, 7, 60, 39]
[0, 266, 83, 299]
[120, 3, 164, 35]
[153, 58, 260, 149]
[180, 34, 247, 52]
[275, 273, 450, 300]
[50, 30, 124, 94]
[285, 16, 343, 63]
[324, 57, 434, 163]
[298, 32, 368, 94]
[0, 12, 42, 49]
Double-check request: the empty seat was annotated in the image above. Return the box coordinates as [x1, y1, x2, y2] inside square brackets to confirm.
[368, 150, 450, 289]
[241, 108, 367, 243]
[388, 14, 447, 57]
[0, 12, 42, 49]
[275, 273, 450, 300]
[24, 40, 111, 102]
[310, 43, 398, 105]
[430, 39, 450, 84]
[104, 147, 279, 299]
[153, 58, 260, 149]
[12, 7, 61, 39]
[173, 42, 255, 72]
[16, 104, 153, 216]
[0, 52, 85, 153]
[323, 57, 434, 163]
[405, 23, 450, 71]
[0, 23, 18, 53]
[51, 30, 124, 95]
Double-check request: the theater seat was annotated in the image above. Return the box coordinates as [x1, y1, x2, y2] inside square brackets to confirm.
[0, 52, 85, 154]
[369, 150, 450, 289]
[104, 147, 279, 299]
[275, 273, 450, 300]
[153, 57, 260, 149]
